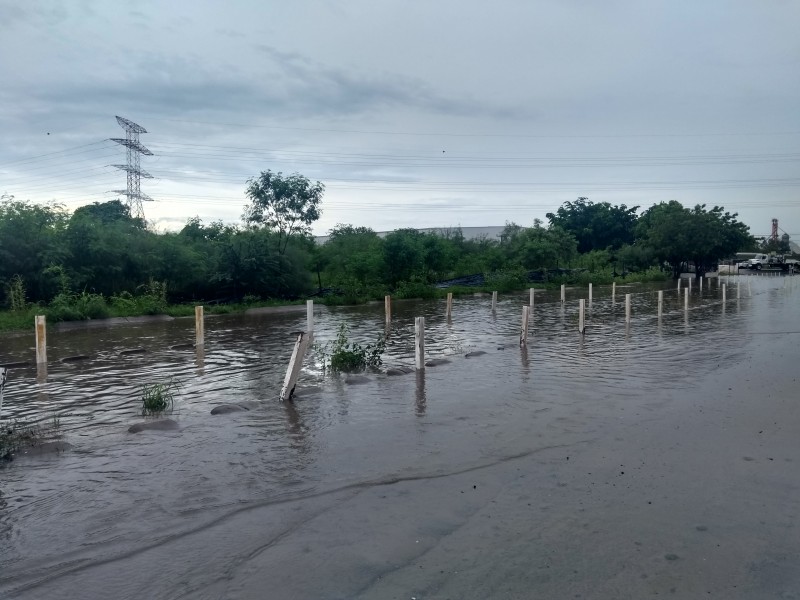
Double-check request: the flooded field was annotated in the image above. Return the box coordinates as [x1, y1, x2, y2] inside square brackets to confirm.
[1, 276, 798, 599]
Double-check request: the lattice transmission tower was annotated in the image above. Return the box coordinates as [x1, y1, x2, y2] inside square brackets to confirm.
[110, 116, 153, 221]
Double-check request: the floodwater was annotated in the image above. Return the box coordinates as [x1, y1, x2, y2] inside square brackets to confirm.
[1, 276, 798, 599]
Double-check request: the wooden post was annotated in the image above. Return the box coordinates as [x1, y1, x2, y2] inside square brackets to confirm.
[657, 290, 663, 318]
[520, 305, 530, 346]
[195, 305, 204, 347]
[35, 315, 47, 366]
[677, 278, 681, 292]
[684, 287, 689, 310]
[588, 283, 593, 305]
[0, 367, 7, 420]
[578, 299, 585, 334]
[415, 317, 425, 370]
[625, 294, 631, 324]
[737, 281, 740, 299]
[529, 287, 534, 310]
[491, 291, 498, 311]
[279, 331, 312, 402]
[688, 277, 692, 292]
[385, 295, 391, 324]
[446, 292, 453, 319]
[612, 281, 616, 302]
[699, 276, 703, 292]
[306, 300, 314, 332]
[560, 284, 565, 303]
[722, 283, 727, 303]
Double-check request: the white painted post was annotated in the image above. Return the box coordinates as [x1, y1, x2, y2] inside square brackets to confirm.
[0, 367, 7, 420]
[306, 300, 314, 332]
[35, 315, 47, 366]
[588, 283, 593, 305]
[625, 294, 631, 324]
[688, 277, 692, 292]
[491, 291, 498, 311]
[578, 299, 585, 334]
[446, 292, 453, 319]
[529, 287, 535, 310]
[415, 317, 425, 370]
[657, 290, 663, 318]
[385, 295, 391, 324]
[684, 287, 689, 310]
[699, 276, 703, 292]
[612, 281, 616, 302]
[722, 284, 727, 303]
[560, 284, 565, 303]
[677, 278, 681, 292]
[279, 331, 312, 402]
[520, 305, 530, 346]
[195, 305, 204, 347]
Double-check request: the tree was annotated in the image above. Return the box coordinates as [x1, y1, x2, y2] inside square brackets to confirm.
[546, 197, 639, 253]
[243, 170, 324, 254]
[637, 201, 753, 278]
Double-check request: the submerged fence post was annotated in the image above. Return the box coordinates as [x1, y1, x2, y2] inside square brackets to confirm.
[520, 305, 530, 346]
[415, 317, 425, 370]
[578, 299, 585, 334]
[737, 281, 741, 299]
[722, 283, 727, 303]
[625, 294, 631, 324]
[658, 290, 664, 318]
[35, 315, 47, 366]
[306, 300, 314, 333]
[491, 291, 498, 311]
[529, 287, 535, 310]
[684, 287, 689, 310]
[612, 281, 616, 302]
[688, 277, 692, 292]
[699, 276, 703, 293]
[588, 283, 593, 305]
[195, 305, 205, 347]
[0, 367, 7, 420]
[385, 295, 392, 324]
[446, 292, 453, 320]
[677, 278, 681, 292]
[560, 284, 565, 303]
[279, 331, 311, 402]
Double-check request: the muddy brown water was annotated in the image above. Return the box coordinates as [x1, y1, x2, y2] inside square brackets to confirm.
[1, 277, 798, 599]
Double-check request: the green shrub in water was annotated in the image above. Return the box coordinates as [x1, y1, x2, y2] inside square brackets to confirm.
[140, 378, 181, 416]
[325, 324, 385, 372]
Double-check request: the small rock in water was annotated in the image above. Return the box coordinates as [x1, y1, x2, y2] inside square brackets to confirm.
[210, 404, 250, 415]
[60, 355, 91, 363]
[344, 375, 370, 385]
[18, 441, 74, 457]
[120, 347, 147, 356]
[128, 419, 179, 433]
[425, 358, 451, 367]
[386, 366, 414, 376]
[464, 351, 487, 358]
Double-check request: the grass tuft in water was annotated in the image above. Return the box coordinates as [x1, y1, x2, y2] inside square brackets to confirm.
[140, 378, 181, 416]
[0, 416, 62, 461]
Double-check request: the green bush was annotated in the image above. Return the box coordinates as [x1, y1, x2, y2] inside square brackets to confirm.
[484, 267, 528, 293]
[323, 324, 385, 372]
[394, 278, 437, 299]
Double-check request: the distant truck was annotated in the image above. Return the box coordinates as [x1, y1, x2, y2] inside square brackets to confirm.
[744, 254, 799, 272]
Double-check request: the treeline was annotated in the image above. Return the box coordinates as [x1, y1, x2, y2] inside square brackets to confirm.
[0, 193, 757, 312]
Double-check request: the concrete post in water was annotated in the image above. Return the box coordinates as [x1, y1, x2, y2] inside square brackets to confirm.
[722, 284, 727, 303]
[279, 332, 312, 402]
[306, 300, 314, 333]
[529, 288, 535, 310]
[415, 317, 425, 370]
[446, 292, 453, 320]
[688, 277, 692, 292]
[35, 315, 47, 366]
[677, 278, 681, 292]
[699, 276, 703, 293]
[384, 295, 391, 324]
[588, 283, 593, 305]
[625, 294, 631, 324]
[612, 281, 616, 303]
[737, 281, 741, 299]
[684, 287, 689, 310]
[657, 290, 664, 318]
[491, 291, 498, 311]
[195, 305, 205, 347]
[560, 284, 565, 303]
[578, 299, 585, 334]
[0, 367, 7, 420]
[520, 305, 530, 346]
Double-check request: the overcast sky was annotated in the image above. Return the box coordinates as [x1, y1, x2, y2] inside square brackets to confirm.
[1, 0, 798, 239]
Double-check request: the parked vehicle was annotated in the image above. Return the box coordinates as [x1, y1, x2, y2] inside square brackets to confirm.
[745, 254, 799, 271]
